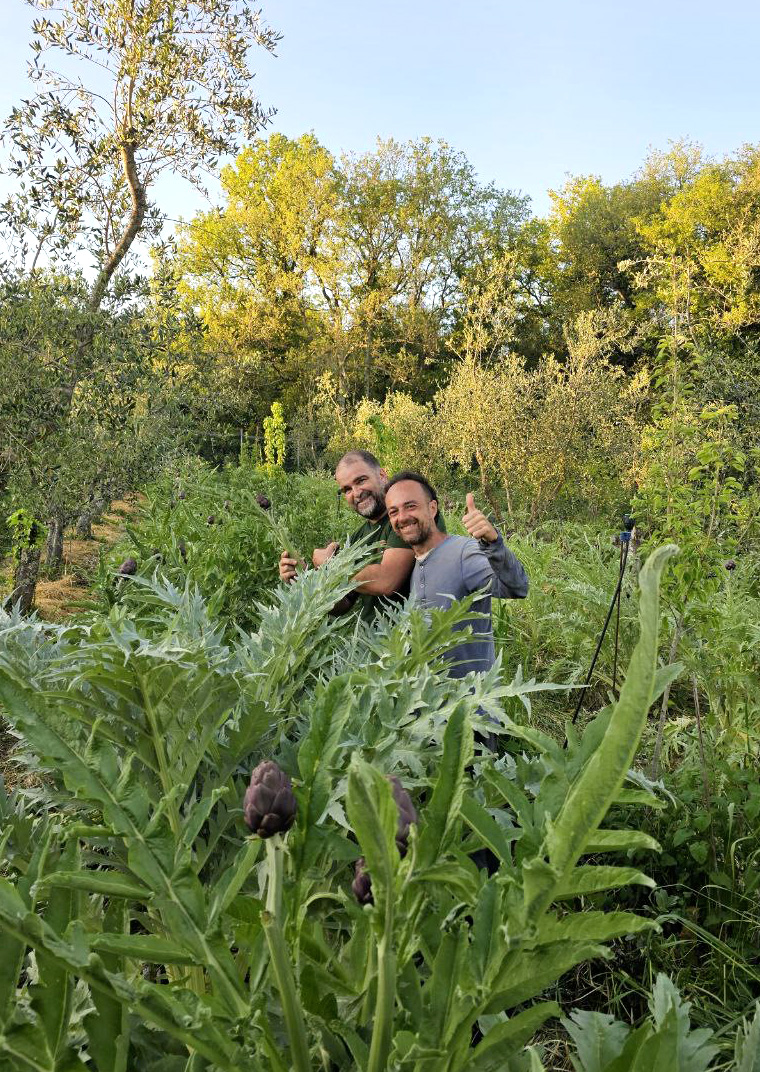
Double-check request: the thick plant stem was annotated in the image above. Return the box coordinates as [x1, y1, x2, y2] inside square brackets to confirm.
[367, 897, 396, 1072]
[263, 839, 311, 1072]
[650, 616, 684, 778]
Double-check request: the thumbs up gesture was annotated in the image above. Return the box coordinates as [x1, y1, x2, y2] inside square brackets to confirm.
[462, 492, 499, 543]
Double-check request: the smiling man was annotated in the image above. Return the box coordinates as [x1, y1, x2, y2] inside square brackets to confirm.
[279, 450, 445, 621]
[384, 471, 528, 677]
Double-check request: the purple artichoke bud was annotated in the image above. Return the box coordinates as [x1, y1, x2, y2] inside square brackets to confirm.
[389, 775, 417, 856]
[243, 760, 297, 838]
[178, 490, 186, 501]
[119, 557, 137, 576]
[256, 493, 271, 511]
[724, 559, 737, 571]
[178, 540, 187, 562]
[352, 858, 373, 906]
[207, 514, 216, 525]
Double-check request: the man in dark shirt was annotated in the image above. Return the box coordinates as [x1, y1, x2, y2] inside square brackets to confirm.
[278, 450, 444, 620]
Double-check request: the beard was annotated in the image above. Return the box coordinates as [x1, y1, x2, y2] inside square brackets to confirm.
[355, 489, 386, 520]
[396, 517, 433, 545]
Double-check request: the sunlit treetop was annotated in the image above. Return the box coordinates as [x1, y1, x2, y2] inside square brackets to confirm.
[1, 0, 281, 307]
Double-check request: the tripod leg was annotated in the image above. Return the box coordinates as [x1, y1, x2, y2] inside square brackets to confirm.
[612, 540, 626, 694]
[571, 537, 630, 726]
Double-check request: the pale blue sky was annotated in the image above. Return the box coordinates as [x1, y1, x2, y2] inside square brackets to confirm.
[2, 0, 758, 223]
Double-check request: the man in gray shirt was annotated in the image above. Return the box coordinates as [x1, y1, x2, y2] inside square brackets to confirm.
[384, 471, 528, 678]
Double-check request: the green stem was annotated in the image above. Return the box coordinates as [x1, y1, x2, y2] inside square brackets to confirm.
[263, 839, 312, 1072]
[367, 896, 396, 1072]
[136, 669, 181, 838]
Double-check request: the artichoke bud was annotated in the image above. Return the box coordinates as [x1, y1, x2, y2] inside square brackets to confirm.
[389, 775, 417, 857]
[118, 557, 137, 576]
[177, 490, 187, 500]
[207, 514, 216, 525]
[178, 540, 187, 562]
[352, 858, 373, 906]
[256, 493, 271, 510]
[243, 760, 297, 838]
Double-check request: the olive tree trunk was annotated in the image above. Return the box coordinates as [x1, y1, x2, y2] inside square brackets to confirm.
[75, 511, 93, 539]
[6, 548, 42, 615]
[45, 517, 65, 572]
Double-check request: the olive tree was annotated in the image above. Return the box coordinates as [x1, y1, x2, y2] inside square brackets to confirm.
[2, 0, 280, 304]
[0, 0, 278, 609]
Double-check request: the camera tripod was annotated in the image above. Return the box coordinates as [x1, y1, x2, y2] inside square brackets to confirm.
[571, 515, 635, 725]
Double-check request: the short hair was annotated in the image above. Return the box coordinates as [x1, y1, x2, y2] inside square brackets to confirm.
[336, 449, 382, 471]
[386, 470, 439, 504]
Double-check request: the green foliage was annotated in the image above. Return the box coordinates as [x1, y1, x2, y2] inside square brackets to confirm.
[97, 459, 345, 630]
[562, 974, 719, 1071]
[263, 401, 287, 470]
[734, 1005, 760, 1072]
[5, 510, 44, 558]
[0, 487, 678, 1069]
[176, 132, 529, 424]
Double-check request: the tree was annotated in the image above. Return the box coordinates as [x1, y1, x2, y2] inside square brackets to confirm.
[436, 308, 648, 523]
[2, 0, 280, 309]
[177, 133, 340, 433]
[177, 134, 530, 421]
[0, 275, 184, 586]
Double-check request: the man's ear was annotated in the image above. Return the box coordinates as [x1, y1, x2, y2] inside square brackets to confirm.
[379, 468, 389, 484]
[430, 499, 439, 518]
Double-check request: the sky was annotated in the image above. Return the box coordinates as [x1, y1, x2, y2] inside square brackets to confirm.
[1, 0, 759, 225]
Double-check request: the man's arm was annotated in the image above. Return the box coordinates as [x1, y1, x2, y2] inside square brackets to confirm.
[352, 546, 415, 596]
[460, 492, 528, 599]
[465, 535, 529, 599]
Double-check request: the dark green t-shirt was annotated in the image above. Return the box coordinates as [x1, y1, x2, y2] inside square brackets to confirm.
[346, 509, 447, 622]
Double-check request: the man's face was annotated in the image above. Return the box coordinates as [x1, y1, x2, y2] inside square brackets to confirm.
[385, 480, 438, 547]
[335, 459, 388, 520]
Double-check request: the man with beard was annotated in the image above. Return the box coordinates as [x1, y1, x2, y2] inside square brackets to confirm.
[279, 450, 445, 620]
[384, 471, 528, 677]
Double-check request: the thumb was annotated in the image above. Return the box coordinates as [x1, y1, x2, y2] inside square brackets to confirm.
[465, 492, 476, 514]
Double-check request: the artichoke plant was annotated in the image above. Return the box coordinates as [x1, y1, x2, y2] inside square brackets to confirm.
[118, 557, 137, 575]
[244, 760, 297, 838]
[352, 775, 417, 905]
[256, 493, 271, 510]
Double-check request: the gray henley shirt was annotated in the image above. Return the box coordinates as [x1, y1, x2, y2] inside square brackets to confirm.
[409, 532, 528, 678]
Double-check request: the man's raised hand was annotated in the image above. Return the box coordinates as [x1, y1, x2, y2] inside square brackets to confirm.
[462, 492, 499, 543]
